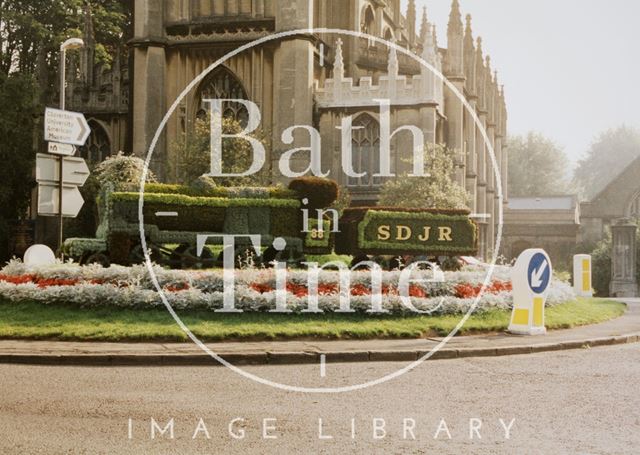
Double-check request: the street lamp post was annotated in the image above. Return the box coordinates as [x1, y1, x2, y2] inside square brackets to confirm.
[57, 38, 84, 255]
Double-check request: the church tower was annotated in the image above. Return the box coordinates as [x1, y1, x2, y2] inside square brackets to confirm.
[443, 0, 466, 187]
[406, 0, 417, 47]
[463, 14, 478, 214]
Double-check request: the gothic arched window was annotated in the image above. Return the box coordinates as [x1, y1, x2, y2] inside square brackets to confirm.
[348, 113, 382, 188]
[78, 121, 111, 164]
[361, 5, 376, 47]
[361, 6, 375, 35]
[195, 67, 249, 126]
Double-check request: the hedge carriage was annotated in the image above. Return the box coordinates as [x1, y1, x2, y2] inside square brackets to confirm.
[62, 182, 333, 268]
[336, 206, 478, 269]
[63, 178, 478, 269]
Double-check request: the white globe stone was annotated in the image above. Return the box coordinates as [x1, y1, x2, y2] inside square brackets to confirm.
[23, 244, 56, 266]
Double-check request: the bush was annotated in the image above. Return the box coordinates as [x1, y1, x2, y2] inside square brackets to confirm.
[189, 176, 218, 195]
[288, 177, 339, 209]
[95, 152, 157, 190]
[378, 143, 469, 209]
[590, 234, 612, 296]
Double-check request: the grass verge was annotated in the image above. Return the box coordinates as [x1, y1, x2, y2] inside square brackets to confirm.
[0, 298, 625, 342]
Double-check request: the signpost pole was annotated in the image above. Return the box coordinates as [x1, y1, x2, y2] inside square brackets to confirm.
[57, 47, 66, 255]
[54, 37, 84, 256]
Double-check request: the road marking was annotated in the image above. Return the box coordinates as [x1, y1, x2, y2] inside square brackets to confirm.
[155, 211, 178, 217]
[320, 354, 326, 377]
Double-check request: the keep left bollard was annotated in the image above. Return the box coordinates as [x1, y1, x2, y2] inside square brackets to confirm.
[509, 248, 553, 336]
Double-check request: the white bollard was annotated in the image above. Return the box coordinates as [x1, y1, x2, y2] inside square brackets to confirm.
[23, 244, 56, 266]
[573, 254, 593, 298]
[508, 248, 552, 336]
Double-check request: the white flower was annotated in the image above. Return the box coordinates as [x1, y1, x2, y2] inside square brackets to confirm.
[0, 260, 575, 315]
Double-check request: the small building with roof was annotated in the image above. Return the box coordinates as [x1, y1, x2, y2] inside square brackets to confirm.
[503, 195, 580, 267]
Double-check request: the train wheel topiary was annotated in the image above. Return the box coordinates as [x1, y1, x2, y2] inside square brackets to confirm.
[129, 243, 164, 265]
[180, 244, 215, 269]
[82, 252, 111, 267]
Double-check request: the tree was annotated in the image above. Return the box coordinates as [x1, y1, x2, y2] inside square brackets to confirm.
[0, 72, 38, 261]
[0, 0, 129, 100]
[378, 143, 469, 209]
[0, 2, 130, 247]
[573, 126, 640, 200]
[170, 115, 269, 186]
[507, 132, 571, 197]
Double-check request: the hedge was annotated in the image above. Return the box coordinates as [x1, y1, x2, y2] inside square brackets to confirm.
[121, 183, 297, 200]
[336, 207, 477, 257]
[358, 211, 477, 255]
[110, 193, 299, 236]
[304, 218, 333, 251]
[288, 177, 339, 209]
[111, 192, 300, 208]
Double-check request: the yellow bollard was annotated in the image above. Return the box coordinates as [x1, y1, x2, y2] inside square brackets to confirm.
[573, 254, 593, 298]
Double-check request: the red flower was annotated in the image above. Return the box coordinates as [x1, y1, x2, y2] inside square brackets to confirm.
[0, 274, 37, 285]
[165, 282, 190, 292]
[286, 283, 309, 297]
[408, 285, 428, 298]
[318, 283, 338, 295]
[350, 284, 370, 296]
[35, 278, 79, 288]
[0, 274, 79, 288]
[250, 283, 274, 293]
[454, 280, 512, 298]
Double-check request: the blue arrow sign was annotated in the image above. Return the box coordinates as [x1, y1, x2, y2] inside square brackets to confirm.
[527, 252, 550, 294]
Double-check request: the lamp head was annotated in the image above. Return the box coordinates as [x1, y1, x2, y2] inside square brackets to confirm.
[61, 38, 84, 51]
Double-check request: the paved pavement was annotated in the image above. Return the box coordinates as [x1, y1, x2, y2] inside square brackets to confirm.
[1, 343, 639, 454]
[0, 299, 638, 366]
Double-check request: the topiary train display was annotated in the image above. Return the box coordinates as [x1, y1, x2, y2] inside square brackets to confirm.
[63, 177, 477, 269]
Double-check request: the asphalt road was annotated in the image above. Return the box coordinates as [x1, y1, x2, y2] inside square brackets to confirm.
[1, 344, 639, 454]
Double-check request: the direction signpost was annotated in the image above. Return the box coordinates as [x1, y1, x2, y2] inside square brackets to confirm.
[36, 154, 90, 186]
[47, 141, 77, 156]
[508, 248, 553, 336]
[37, 184, 86, 218]
[44, 108, 90, 146]
[36, 153, 90, 217]
[40, 107, 91, 254]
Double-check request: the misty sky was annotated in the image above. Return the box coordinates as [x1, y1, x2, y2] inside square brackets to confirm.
[403, 0, 640, 166]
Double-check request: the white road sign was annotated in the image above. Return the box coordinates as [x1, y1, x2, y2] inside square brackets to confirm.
[508, 248, 553, 336]
[37, 184, 85, 218]
[44, 107, 90, 146]
[47, 141, 77, 156]
[36, 153, 90, 186]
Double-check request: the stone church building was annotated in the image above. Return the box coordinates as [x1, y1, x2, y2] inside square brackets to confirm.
[65, 0, 508, 257]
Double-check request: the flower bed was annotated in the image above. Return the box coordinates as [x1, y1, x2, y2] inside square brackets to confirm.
[0, 260, 576, 315]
